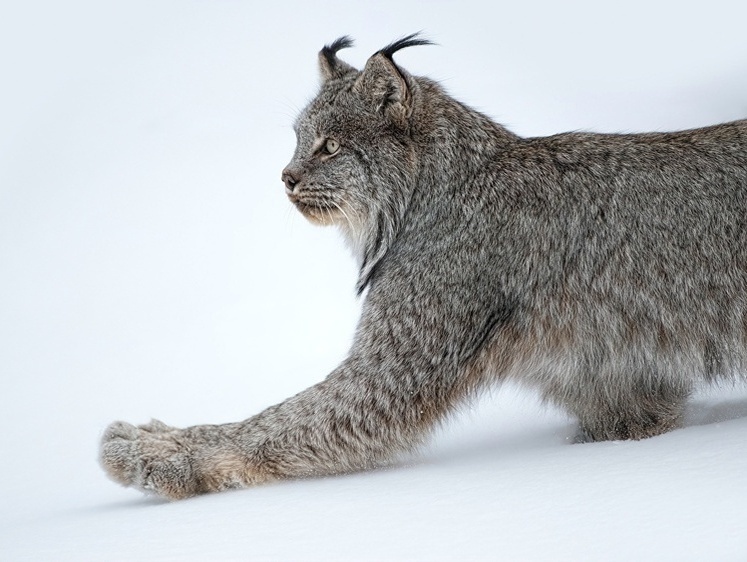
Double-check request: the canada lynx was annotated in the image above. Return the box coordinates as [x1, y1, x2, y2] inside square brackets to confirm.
[101, 34, 747, 499]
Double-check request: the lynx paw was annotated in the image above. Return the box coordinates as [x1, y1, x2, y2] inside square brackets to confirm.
[574, 414, 680, 443]
[100, 420, 199, 500]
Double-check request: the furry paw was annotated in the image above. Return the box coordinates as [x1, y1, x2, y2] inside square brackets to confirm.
[100, 420, 200, 500]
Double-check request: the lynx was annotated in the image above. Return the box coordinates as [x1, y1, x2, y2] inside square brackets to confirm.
[100, 34, 747, 499]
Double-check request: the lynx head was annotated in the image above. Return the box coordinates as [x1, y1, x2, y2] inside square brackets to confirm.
[282, 34, 432, 291]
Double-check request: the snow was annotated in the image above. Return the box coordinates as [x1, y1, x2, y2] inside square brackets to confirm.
[2, 1, 747, 560]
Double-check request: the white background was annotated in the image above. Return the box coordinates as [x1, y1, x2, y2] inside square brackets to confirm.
[1, 1, 747, 560]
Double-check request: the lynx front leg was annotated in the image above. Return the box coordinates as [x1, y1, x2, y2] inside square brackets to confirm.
[100, 354, 472, 499]
[100, 260, 511, 499]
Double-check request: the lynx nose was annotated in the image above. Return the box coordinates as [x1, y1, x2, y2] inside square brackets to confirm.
[282, 168, 300, 194]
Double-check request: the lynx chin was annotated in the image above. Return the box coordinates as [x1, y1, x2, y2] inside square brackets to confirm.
[100, 34, 747, 500]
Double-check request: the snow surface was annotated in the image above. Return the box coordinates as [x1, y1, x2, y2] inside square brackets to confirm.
[2, 1, 747, 560]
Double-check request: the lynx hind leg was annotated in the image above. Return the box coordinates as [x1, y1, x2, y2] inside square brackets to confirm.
[100, 420, 251, 500]
[574, 401, 685, 443]
[566, 377, 692, 443]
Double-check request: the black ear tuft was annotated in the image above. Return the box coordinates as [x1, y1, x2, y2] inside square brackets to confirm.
[378, 32, 434, 60]
[319, 36, 356, 81]
[320, 36, 355, 66]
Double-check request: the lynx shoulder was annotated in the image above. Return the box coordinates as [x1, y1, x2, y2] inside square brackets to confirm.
[100, 34, 747, 499]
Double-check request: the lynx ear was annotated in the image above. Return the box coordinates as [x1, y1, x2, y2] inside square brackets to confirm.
[319, 36, 356, 81]
[354, 54, 413, 127]
[354, 33, 432, 127]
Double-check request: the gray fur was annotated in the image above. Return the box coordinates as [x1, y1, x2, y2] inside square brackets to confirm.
[100, 34, 747, 499]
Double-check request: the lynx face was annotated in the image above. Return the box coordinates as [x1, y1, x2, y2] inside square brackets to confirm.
[282, 37, 420, 256]
[283, 86, 381, 228]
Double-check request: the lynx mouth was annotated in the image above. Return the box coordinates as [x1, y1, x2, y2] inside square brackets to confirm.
[289, 196, 340, 225]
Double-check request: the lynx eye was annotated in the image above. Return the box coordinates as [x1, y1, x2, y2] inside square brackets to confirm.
[323, 139, 340, 155]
